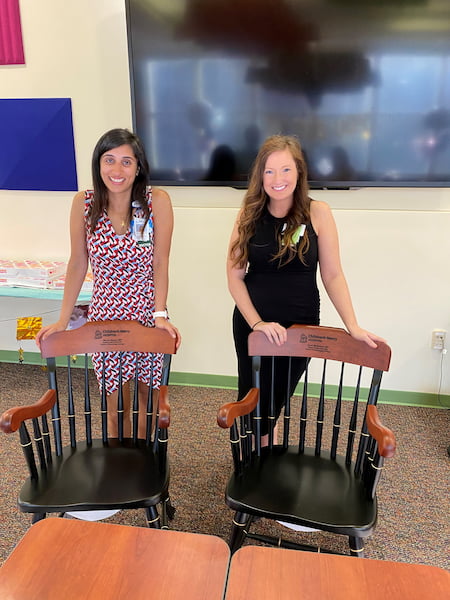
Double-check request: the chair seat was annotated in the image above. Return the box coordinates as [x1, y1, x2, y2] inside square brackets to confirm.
[19, 439, 169, 514]
[225, 446, 377, 537]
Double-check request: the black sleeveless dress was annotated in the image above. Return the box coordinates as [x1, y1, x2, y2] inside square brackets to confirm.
[233, 207, 320, 435]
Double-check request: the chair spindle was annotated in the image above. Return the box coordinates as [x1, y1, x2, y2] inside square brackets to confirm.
[282, 357, 292, 449]
[100, 354, 108, 443]
[67, 357, 76, 448]
[132, 352, 140, 443]
[298, 366, 308, 454]
[355, 370, 383, 476]
[315, 359, 327, 456]
[84, 355, 92, 445]
[41, 413, 52, 465]
[345, 366, 362, 465]
[330, 363, 345, 460]
[117, 352, 124, 442]
[47, 357, 63, 456]
[243, 412, 252, 465]
[19, 423, 38, 480]
[230, 422, 241, 474]
[252, 356, 262, 456]
[268, 357, 276, 448]
[32, 418, 47, 470]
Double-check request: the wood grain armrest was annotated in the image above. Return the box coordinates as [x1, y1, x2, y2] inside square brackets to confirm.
[158, 385, 170, 429]
[217, 388, 259, 429]
[0, 390, 57, 434]
[366, 405, 396, 458]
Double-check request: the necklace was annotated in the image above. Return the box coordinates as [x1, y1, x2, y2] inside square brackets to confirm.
[106, 205, 129, 233]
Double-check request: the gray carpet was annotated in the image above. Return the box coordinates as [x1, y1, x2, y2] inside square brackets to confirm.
[1, 363, 449, 569]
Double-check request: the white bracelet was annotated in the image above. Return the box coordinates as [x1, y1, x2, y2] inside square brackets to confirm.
[153, 310, 168, 319]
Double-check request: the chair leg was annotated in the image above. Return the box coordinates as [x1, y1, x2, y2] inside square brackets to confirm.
[349, 536, 365, 558]
[229, 512, 251, 554]
[161, 496, 176, 526]
[159, 496, 176, 529]
[160, 504, 169, 529]
[31, 513, 46, 524]
[145, 506, 161, 529]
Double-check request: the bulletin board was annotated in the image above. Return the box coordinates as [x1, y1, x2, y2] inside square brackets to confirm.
[0, 98, 78, 191]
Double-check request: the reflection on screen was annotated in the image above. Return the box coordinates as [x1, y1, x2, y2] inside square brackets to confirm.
[127, 0, 450, 188]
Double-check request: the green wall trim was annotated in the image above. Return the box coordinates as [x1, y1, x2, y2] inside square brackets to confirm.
[169, 371, 238, 390]
[1, 351, 448, 409]
[0, 350, 90, 369]
[169, 372, 449, 409]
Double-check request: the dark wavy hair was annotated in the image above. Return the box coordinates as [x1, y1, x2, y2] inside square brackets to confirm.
[230, 134, 311, 268]
[88, 128, 150, 232]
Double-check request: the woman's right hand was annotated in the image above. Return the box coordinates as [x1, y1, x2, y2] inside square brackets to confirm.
[35, 321, 67, 350]
[252, 321, 287, 346]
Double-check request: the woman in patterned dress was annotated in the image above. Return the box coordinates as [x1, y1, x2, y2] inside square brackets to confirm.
[37, 128, 181, 438]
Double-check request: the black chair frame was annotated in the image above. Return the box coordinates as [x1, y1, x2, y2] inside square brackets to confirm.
[218, 324, 396, 556]
[1, 320, 177, 529]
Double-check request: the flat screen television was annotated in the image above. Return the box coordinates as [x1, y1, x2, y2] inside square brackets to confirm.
[125, 0, 450, 189]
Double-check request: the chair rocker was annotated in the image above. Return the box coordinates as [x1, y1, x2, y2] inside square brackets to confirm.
[0, 320, 177, 528]
[218, 324, 396, 556]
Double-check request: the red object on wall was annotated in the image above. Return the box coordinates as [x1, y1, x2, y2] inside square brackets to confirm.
[0, 0, 25, 65]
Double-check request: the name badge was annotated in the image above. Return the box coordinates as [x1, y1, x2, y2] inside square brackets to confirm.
[130, 201, 152, 246]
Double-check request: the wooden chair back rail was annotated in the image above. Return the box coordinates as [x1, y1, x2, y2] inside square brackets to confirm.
[40, 320, 177, 358]
[248, 325, 391, 371]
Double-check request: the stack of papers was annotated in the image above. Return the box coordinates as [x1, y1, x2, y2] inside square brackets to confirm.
[0, 259, 66, 288]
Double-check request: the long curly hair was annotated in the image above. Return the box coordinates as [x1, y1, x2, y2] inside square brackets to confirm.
[230, 134, 311, 268]
[88, 128, 150, 233]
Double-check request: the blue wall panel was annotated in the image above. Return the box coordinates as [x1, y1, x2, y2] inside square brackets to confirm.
[0, 98, 77, 191]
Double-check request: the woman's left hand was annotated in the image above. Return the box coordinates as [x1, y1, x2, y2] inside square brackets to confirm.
[348, 326, 386, 349]
[154, 317, 182, 349]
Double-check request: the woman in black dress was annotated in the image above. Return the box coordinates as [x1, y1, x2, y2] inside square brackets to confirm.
[227, 135, 383, 442]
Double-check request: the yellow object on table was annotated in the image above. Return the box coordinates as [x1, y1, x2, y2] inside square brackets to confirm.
[16, 316, 42, 340]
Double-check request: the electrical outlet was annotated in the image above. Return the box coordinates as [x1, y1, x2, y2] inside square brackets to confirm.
[431, 329, 446, 350]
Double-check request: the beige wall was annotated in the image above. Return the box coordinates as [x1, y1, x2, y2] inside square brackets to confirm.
[1, 0, 449, 400]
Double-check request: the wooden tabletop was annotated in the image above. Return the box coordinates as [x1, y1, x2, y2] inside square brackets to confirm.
[225, 546, 450, 600]
[0, 518, 230, 600]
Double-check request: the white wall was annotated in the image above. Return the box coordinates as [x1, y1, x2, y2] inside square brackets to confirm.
[0, 0, 449, 399]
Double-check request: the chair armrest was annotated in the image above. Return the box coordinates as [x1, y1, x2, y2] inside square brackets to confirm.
[0, 389, 57, 434]
[217, 388, 259, 429]
[366, 405, 396, 458]
[158, 385, 170, 429]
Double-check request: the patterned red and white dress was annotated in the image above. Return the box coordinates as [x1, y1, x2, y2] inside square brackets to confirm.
[85, 187, 163, 394]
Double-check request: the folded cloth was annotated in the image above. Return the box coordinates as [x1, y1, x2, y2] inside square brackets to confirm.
[65, 510, 120, 521]
[276, 520, 319, 532]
